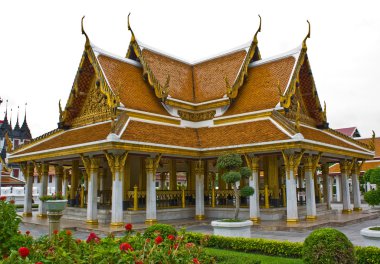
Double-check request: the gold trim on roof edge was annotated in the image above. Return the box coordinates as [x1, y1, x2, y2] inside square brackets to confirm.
[126, 14, 169, 100]
[60, 17, 120, 128]
[226, 15, 261, 99]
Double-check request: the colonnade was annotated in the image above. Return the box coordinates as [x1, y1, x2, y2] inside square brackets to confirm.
[20, 152, 363, 225]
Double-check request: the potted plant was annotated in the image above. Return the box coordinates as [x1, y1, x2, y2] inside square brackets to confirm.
[360, 168, 380, 247]
[39, 192, 67, 212]
[211, 153, 254, 237]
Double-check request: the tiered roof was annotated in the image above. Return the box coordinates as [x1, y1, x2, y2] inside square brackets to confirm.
[8, 17, 375, 163]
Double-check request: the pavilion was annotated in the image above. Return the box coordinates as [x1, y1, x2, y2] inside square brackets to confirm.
[8, 16, 375, 226]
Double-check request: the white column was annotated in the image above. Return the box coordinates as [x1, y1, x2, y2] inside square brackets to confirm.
[84, 158, 99, 224]
[22, 163, 34, 217]
[195, 160, 205, 220]
[327, 176, 333, 209]
[62, 169, 69, 197]
[352, 162, 362, 211]
[282, 151, 304, 223]
[340, 161, 352, 213]
[305, 164, 316, 220]
[249, 157, 260, 222]
[145, 157, 157, 224]
[38, 164, 48, 217]
[54, 165, 63, 194]
[335, 176, 341, 202]
[104, 152, 128, 227]
[111, 170, 123, 225]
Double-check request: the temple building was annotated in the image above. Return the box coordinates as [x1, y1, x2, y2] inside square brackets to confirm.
[8, 17, 375, 226]
[0, 104, 32, 182]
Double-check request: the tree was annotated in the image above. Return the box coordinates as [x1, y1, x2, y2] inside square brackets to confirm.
[363, 167, 380, 207]
[216, 153, 254, 220]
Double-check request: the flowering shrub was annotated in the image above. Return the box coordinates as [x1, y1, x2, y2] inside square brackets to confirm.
[0, 197, 24, 256]
[39, 192, 65, 202]
[1, 225, 215, 263]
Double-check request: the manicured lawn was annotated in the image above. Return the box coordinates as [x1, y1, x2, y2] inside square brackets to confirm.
[205, 248, 303, 264]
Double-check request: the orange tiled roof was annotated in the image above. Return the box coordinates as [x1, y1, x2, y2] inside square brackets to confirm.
[329, 161, 380, 174]
[0, 175, 25, 185]
[15, 122, 112, 155]
[141, 49, 247, 103]
[121, 119, 290, 148]
[223, 56, 296, 116]
[300, 126, 364, 152]
[97, 55, 170, 116]
[358, 137, 380, 157]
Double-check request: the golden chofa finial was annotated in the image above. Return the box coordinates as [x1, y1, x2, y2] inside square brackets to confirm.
[369, 130, 376, 150]
[253, 15, 262, 44]
[58, 99, 63, 123]
[323, 100, 327, 120]
[302, 20, 311, 50]
[81, 16, 90, 47]
[128, 13, 136, 42]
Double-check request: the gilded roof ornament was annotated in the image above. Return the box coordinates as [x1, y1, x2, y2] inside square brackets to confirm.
[302, 20, 311, 50]
[369, 130, 376, 150]
[226, 15, 261, 99]
[58, 99, 64, 123]
[125, 13, 169, 100]
[323, 101, 327, 121]
[5, 132, 13, 153]
[81, 16, 90, 47]
[295, 101, 301, 132]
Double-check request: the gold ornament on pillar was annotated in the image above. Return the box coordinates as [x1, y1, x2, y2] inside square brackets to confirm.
[303, 152, 322, 177]
[104, 151, 128, 181]
[244, 154, 260, 179]
[194, 160, 204, 177]
[281, 150, 305, 179]
[34, 162, 43, 181]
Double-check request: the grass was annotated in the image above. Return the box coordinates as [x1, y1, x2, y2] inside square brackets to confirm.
[218, 219, 244, 222]
[369, 226, 380, 231]
[205, 248, 303, 264]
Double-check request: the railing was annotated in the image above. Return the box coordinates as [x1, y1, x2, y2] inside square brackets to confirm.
[126, 186, 195, 210]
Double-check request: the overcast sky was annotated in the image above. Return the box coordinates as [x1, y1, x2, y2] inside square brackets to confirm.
[1, 0, 379, 138]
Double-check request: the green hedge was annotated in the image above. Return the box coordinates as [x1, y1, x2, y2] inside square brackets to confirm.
[356, 246, 380, 264]
[185, 232, 380, 263]
[185, 232, 303, 258]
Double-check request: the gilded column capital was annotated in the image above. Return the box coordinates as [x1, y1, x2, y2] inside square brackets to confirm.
[194, 160, 205, 176]
[145, 154, 162, 180]
[244, 154, 260, 173]
[281, 150, 305, 179]
[34, 162, 43, 181]
[340, 159, 355, 175]
[352, 159, 365, 175]
[54, 165, 64, 177]
[303, 153, 321, 175]
[104, 151, 129, 181]
[80, 155, 101, 181]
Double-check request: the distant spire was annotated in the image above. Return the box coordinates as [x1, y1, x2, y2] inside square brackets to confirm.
[4, 99, 8, 121]
[20, 102, 31, 140]
[15, 106, 20, 128]
[9, 108, 13, 128]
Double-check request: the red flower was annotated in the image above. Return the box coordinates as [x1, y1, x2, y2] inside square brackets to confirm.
[66, 230, 72, 236]
[145, 238, 151, 243]
[174, 243, 179, 250]
[18, 247, 29, 258]
[35, 262, 43, 264]
[185, 242, 195, 248]
[167, 234, 175, 241]
[10, 200, 15, 204]
[135, 261, 143, 264]
[94, 237, 100, 244]
[26, 230, 30, 235]
[76, 238, 81, 244]
[155, 236, 163, 245]
[53, 230, 58, 235]
[86, 232, 98, 243]
[125, 223, 133, 231]
[119, 242, 133, 252]
[193, 258, 200, 264]
[0, 196, 6, 201]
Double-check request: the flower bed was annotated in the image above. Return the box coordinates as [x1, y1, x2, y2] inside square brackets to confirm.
[1, 223, 214, 263]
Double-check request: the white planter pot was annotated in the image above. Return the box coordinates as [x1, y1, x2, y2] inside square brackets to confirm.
[45, 200, 68, 212]
[211, 220, 253, 238]
[360, 227, 380, 247]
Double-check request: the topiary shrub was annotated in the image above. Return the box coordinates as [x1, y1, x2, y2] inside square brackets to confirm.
[217, 153, 253, 219]
[143, 223, 177, 239]
[303, 228, 355, 264]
